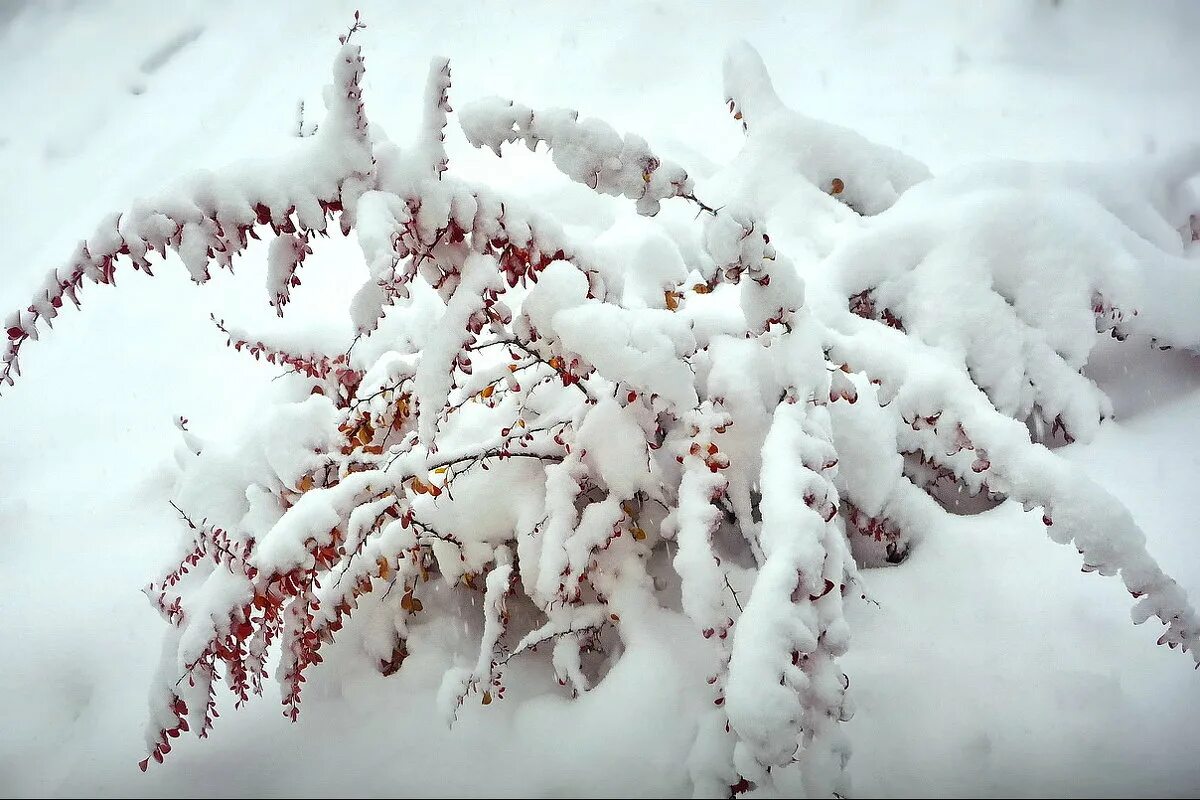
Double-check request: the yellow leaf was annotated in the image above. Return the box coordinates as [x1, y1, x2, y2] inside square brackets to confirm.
[377, 556, 391, 580]
[664, 290, 679, 311]
[480, 384, 495, 399]
[433, 466, 448, 475]
[632, 527, 647, 541]
[297, 474, 314, 493]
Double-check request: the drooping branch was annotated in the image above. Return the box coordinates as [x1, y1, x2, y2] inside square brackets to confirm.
[2, 42, 373, 393]
[459, 96, 694, 215]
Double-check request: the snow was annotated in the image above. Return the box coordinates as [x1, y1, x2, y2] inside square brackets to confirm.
[720, 40, 931, 217]
[413, 252, 501, 444]
[461, 97, 693, 216]
[2, 1, 1200, 797]
[575, 396, 652, 499]
[522, 260, 700, 410]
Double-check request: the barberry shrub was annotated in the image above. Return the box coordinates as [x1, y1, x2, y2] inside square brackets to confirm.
[4, 21, 1200, 798]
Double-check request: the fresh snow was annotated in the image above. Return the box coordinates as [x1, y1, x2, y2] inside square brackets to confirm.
[1, 1, 1199, 797]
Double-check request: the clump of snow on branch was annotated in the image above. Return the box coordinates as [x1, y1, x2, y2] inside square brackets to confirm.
[720, 41, 931, 218]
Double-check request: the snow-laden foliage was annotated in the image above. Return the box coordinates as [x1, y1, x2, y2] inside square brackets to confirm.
[4, 22, 1200, 798]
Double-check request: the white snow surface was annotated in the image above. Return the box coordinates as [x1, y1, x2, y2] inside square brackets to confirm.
[2, 1, 1199, 797]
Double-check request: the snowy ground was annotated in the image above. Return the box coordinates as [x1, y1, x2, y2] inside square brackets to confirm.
[2, 1, 1199, 796]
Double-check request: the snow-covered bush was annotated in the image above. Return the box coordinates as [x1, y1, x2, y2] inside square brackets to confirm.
[4, 21, 1199, 798]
